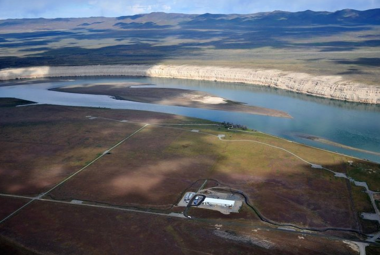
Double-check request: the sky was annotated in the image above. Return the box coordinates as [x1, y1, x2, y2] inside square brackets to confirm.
[0, 0, 379, 19]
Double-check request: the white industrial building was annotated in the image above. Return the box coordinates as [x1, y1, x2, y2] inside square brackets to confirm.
[202, 198, 235, 208]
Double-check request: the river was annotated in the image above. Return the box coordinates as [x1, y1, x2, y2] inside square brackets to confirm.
[1, 77, 380, 163]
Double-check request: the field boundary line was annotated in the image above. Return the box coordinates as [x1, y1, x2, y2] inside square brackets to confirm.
[0, 200, 36, 225]
[0, 124, 149, 225]
[42, 123, 149, 196]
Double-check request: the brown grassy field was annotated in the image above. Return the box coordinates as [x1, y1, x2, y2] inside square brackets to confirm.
[49, 125, 222, 209]
[0, 109, 143, 196]
[367, 246, 380, 255]
[0, 102, 209, 196]
[0, 197, 27, 220]
[139, 124, 379, 230]
[48, 122, 367, 230]
[196, 138, 356, 229]
[180, 125, 380, 190]
[350, 185, 378, 233]
[0, 200, 362, 255]
[0, 100, 379, 253]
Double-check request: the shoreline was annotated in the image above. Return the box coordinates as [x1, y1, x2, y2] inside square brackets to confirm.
[0, 65, 379, 104]
[297, 134, 380, 157]
[52, 85, 292, 118]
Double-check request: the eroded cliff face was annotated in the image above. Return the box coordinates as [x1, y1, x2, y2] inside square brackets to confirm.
[1, 65, 379, 104]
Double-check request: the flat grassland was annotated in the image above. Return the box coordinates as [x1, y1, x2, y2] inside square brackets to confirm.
[49, 122, 364, 229]
[0, 101, 203, 195]
[0, 99, 379, 254]
[0, 200, 360, 255]
[0, 197, 28, 220]
[49, 125, 220, 209]
[0, 108, 143, 196]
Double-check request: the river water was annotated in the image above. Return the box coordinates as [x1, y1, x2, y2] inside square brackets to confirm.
[1, 77, 380, 163]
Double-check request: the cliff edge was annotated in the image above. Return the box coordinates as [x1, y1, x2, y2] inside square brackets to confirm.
[0, 65, 379, 104]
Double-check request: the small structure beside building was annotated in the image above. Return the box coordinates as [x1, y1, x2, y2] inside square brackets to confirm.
[184, 192, 195, 203]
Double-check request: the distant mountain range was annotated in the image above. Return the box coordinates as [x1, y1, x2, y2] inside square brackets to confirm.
[1, 9, 380, 31]
[1, 8, 380, 73]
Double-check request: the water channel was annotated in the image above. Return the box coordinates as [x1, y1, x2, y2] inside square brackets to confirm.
[1, 76, 379, 163]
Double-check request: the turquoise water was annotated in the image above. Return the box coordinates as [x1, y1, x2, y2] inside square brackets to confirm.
[1, 77, 380, 163]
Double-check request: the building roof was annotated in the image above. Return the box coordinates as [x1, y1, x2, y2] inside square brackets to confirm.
[204, 197, 235, 206]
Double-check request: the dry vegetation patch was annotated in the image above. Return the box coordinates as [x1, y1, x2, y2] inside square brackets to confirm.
[49, 126, 223, 209]
[0, 103, 205, 196]
[0, 114, 142, 195]
[0, 102, 378, 252]
[0, 200, 361, 255]
[0, 197, 28, 220]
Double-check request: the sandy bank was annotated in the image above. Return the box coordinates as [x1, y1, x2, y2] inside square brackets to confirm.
[298, 134, 380, 157]
[53, 85, 291, 118]
[0, 65, 379, 104]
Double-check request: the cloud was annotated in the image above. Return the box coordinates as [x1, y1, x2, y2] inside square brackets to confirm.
[0, 0, 379, 19]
